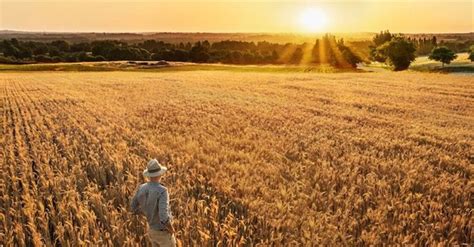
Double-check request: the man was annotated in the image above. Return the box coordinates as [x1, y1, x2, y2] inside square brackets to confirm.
[131, 159, 176, 247]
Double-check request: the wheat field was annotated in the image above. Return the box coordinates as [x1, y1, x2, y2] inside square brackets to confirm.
[1, 70, 473, 246]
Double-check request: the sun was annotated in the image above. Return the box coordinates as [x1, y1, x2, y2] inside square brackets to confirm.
[298, 8, 328, 33]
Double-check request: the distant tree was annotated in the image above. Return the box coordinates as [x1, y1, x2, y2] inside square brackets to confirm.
[136, 48, 151, 60]
[35, 54, 54, 63]
[2, 39, 34, 59]
[91, 41, 119, 57]
[18, 48, 33, 59]
[311, 39, 320, 63]
[271, 50, 279, 62]
[0, 35, 372, 66]
[2, 40, 20, 58]
[77, 52, 99, 62]
[70, 43, 91, 52]
[51, 40, 70, 52]
[190, 42, 209, 63]
[378, 37, 416, 71]
[373, 30, 394, 46]
[202, 40, 211, 50]
[230, 51, 243, 64]
[48, 46, 62, 57]
[0, 55, 20, 64]
[289, 47, 303, 64]
[151, 49, 174, 61]
[63, 53, 78, 62]
[173, 49, 189, 61]
[10, 38, 20, 47]
[107, 47, 150, 61]
[33, 44, 49, 55]
[242, 52, 255, 64]
[185, 42, 192, 50]
[51, 56, 63, 62]
[370, 48, 387, 63]
[337, 44, 362, 68]
[370, 30, 394, 62]
[94, 55, 106, 61]
[141, 40, 158, 51]
[428, 46, 457, 67]
[431, 36, 437, 46]
[311, 34, 338, 66]
[467, 45, 474, 62]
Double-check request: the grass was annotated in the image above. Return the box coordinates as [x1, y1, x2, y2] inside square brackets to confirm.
[0, 63, 118, 72]
[409, 53, 474, 73]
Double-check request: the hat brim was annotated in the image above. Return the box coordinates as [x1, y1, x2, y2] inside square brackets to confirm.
[143, 167, 167, 177]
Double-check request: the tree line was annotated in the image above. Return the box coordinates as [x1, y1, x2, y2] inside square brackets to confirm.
[369, 30, 474, 71]
[407, 36, 472, 56]
[0, 35, 362, 68]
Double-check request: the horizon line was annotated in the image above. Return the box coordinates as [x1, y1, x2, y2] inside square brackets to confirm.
[1, 29, 473, 35]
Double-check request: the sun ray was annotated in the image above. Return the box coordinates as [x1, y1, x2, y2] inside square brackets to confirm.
[319, 38, 327, 64]
[300, 42, 314, 65]
[278, 44, 297, 64]
[328, 37, 351, 68]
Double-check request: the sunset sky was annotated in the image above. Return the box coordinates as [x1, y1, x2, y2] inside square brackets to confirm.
[1, 0, 472, 33]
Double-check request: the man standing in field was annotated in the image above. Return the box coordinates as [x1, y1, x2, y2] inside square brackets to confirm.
[131, 159, 176, 247]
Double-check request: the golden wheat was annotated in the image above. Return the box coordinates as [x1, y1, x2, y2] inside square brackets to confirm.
[1, 71, 472, 246]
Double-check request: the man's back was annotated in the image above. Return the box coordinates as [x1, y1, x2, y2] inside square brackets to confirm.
[130, 181, 172, 230]
[133, 159, 176, 247]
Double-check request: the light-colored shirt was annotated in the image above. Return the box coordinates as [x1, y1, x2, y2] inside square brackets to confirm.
[130, 182, 172, 230]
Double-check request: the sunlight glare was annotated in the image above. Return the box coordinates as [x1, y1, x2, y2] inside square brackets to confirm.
[298, 8, 328, 33]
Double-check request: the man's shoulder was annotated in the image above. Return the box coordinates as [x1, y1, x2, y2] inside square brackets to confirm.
[158, 183, 168, 193]
[145, 182, 168, 192]
[159, 183, 168, 190]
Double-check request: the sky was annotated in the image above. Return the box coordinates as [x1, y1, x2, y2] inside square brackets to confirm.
[0, 0, 472, 33]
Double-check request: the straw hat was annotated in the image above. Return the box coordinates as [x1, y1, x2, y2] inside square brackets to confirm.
[143, 159, 167, 177]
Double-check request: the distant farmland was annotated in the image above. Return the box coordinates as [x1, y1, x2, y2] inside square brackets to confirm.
[0, 30, 376, 43]
[1, 70, 472, 245]
[1, 30, 472, 44]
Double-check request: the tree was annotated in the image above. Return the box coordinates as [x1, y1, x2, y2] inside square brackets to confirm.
[338, 45, 362, 68]
[289, 47, 303, 64]
[35, 55, 54, 63]
[311, 34, 337, 66]
[468, 46, 474, 62]
[51, 40, 70, 52]
[370, 30, 394, 62]
[431, 36, 437, 46]
[2, 40, 20, 58]
[428, 46, 457, 67]
[378, 37, 416, 71]
[70, 43, 91, 52]
[48, 46, 62, 57]
[91, 41, 119, 57]
[373, 30, 394, 46]
[33, 44, 49, 55]
[190, 42, 209, 63]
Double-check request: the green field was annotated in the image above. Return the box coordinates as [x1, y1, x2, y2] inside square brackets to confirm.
[361, 53, 474, 73]
[409, 53, 474, 73]
[0, 62, 356, 73]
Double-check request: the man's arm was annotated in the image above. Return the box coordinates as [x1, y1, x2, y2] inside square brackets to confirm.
[158, 188, 174, 233]
[130, 185, 142, 214]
